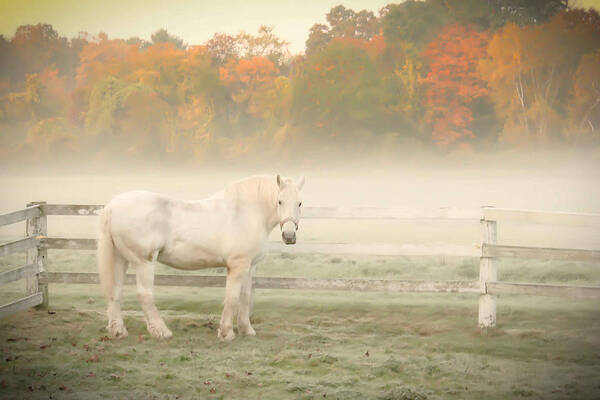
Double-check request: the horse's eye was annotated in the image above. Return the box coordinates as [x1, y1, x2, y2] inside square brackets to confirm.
[299, 202, 302, 207]
[278, 200, 282, 205]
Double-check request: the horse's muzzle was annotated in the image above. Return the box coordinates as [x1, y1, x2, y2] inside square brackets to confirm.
[282, 230, 296, 245]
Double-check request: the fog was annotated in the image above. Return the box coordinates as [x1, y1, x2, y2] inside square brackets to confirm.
[2, 149, 599, 253]
[2, 4, 600, 398]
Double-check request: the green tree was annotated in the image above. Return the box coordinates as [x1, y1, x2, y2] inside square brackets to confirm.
[150, 29, 186, 50]
[305, 5, 379, 57]
[443, 0, 568, 29]
[305, 24, 331, 58]
[85, 76, 171, 156]
[292, 39, 389, 135]
[11, 24, 81, 80]
[486, 0, 568, 25]
[381, 1, 449, 49]
[567, 49, 600, 141]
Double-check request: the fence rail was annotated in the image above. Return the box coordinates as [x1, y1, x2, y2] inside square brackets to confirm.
[40, 272, 481, 293]
[0, 205, 41, 227]
[0, 263, 37, 286]
[0, 293, 43, 319]
[487, 282, 600, 300]
[37, 203, 600, 224]
[482, 207, 600, 227]
[0, 236, 38, 258]
[1, 203, 599, 331]
[482, 243, 600, 263]
[36, 203, 480, 220]
[477, 206, 600, 329]
[41, 237, 479, 257]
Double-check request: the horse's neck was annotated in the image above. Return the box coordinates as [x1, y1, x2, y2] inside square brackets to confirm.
[264, 203, 279, 232]
[230, 177, 280, 233]
[247, 198, 279, 233]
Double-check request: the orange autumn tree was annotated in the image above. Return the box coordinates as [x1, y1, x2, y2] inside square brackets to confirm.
[421, 24, 489, 148]
[77, 38, 182, 156]
[220, 56, 279, 119]
[72, 34, 133, 123]
[75, 33, 133, 91]
[217, 56, 285, 158]
[480, 9, 600, 144]
[174, 46, 224, 157]
[76, 34, 229, 160]
[126, 42, 186, 105]
[34, 67, 69, 120]
[75, 37, 187, 117]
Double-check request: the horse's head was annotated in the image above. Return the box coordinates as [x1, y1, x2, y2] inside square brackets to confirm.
[276, 174, 305, 245]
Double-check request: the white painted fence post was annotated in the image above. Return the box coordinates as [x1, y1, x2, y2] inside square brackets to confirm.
[26, 201, 48, 309]
[479, 214, 497, 330]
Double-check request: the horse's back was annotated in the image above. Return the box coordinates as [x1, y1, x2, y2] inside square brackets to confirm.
[107, 190, 175, 227]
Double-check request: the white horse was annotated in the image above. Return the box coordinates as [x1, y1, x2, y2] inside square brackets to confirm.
[97, 174, 304, 341]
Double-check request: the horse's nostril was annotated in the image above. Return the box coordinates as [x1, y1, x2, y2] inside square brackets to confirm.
[282, 231, 296, 244]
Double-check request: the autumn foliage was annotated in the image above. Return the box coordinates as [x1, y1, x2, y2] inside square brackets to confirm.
[1, 3, 600, 167]
[421, 24, 489, 148]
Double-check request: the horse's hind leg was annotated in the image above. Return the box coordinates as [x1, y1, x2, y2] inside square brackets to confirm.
[135, 256, 172, 339]
[107, 253, 128, 338]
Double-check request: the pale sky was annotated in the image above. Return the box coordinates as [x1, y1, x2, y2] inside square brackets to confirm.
[2, 0, 599, 54]
[0, 0, 393, 54]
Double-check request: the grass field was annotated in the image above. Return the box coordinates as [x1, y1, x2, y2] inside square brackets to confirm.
[1, 252, 599, 400]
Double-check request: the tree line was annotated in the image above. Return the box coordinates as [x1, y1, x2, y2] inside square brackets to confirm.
[1, 0, 599, 166]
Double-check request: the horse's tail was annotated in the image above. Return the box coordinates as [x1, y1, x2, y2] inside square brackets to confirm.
[97, 205, 115, 301]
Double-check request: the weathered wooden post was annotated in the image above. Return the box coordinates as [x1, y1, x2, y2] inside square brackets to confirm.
[26, 201, 48, 309]
[479, 211, 497, 331]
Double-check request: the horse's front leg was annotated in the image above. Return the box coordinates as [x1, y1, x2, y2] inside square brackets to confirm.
[136, 259, 172, 339]
[218, 258, 250, 342]
[237, 263, 256, 336]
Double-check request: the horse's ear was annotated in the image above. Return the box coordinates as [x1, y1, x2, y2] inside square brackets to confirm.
[277, 174, 282, 189]
[296, 176, 305, 190]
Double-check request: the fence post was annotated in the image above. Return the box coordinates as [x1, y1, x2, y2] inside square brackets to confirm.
[26, 201, 48, 309]
[479, 213, 497, 330]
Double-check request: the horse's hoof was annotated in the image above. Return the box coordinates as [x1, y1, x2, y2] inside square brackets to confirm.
[160, 329, 173, 339]
[239, 326, 256, 336]
[150, 328, 173, 340]
[107, 321, 128, 339]
[217, 327, 236, 342]
[147, 321, 173, 340]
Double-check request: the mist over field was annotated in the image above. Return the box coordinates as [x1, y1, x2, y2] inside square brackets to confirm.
[1, 148, 599, 253]
[1, 0, 599, 232]
[1, 1, 600, 399]
[1, 152, 600, 399]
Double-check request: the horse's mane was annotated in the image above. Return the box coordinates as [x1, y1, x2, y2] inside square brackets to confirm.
[224, 175, 279, 207]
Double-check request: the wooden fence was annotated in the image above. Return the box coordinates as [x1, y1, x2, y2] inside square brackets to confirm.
[477, 207, 600, 328]
[1, 203, 599, 328]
